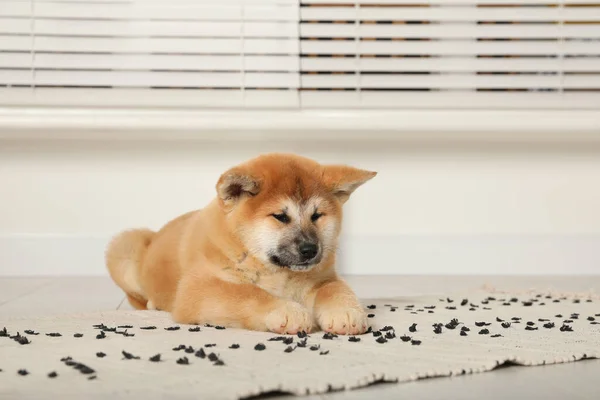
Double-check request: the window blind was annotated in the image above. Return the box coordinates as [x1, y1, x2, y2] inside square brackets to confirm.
[0, 0, 300, 108]
[1, 0, 599, 110]
[300, 0, 600, 109]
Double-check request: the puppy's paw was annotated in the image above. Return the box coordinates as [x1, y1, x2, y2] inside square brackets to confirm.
[265, 301, 313, 334]
[317, 305, 369, 335]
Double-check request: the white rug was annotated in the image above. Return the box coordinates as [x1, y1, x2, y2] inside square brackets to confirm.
[1, 289, 599, 400]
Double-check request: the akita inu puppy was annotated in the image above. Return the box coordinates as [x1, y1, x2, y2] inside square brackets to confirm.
[106, 153, 376, 335]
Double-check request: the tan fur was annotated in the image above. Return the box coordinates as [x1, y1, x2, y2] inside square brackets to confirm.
[106, 153, 376, 334]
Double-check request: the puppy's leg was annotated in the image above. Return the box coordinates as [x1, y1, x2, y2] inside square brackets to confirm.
[309, 279, 368, 335]
[172, 277, 313, 334]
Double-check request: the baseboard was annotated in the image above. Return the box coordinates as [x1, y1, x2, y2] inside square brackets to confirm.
[1, 233, 599, 276]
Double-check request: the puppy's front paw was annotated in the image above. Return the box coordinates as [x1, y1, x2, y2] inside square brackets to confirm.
[265, 301, 313, 334]
[317, 305, 368, 335]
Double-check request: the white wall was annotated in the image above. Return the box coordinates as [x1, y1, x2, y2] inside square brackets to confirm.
[2, 138, 600, 276]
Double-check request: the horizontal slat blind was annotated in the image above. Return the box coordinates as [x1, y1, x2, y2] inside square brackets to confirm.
[1, 0, 599, 109]
[0, 0, 300, 108]
[300, 0, 600, 109]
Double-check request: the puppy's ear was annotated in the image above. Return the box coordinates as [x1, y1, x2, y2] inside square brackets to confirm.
[322, 165, 377, 204]
[216, 167, 261, 210]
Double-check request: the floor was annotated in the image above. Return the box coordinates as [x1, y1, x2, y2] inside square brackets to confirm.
[1, 275, 599, 399]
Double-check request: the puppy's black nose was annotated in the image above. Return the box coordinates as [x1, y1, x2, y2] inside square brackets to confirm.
[299, 242, 318, 261]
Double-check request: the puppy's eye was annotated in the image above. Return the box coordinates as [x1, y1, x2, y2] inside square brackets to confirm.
[311, 212, 323, 222]
[272, 213, 290, 224]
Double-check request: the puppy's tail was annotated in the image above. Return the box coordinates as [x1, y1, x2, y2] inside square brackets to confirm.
[105, 229, 155, 310]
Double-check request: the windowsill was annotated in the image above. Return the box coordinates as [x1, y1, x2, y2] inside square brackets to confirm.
[0, 107, 599, 142]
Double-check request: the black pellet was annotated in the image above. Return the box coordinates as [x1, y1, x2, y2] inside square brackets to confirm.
[525, 326, 538, 331]
[491, 334, 502, 338]
[564, 320, 574, 323]
[96, 352, 106, 358]
[543, 322, 555, 329]
[204, 324, 214, 328]
[522, 302, 533, 307]
[496, 317, 504, 322]
[149, 354, 161, 362]
[184, 346, 195, 354]
[117, 325, 133, 329]
[385, 331, 396, 339]
[164, 326, 180, 331]
[122, 351, 140, 360]
[478, 329, 490, 335]
[411, 340, 422, 346]
[172, 344, 186, 351]
[48, 371, 58, 378]
[526, 321, 535, 326]
[409, 323, 417, 333]
[380, 326, 394, 332]
[553, 299, 560, 303]
[24, 330, 39, 335]
[460, 299, 468, 306]
[254, 343, 266, 351]
[501, 322, 511, 328]
[96, 331, 106, 339]
[433, 325, 442, 334]
[367, 314, 375, 318]
[470, 303, 479, 308]
[88, 376, 97, 380]
[297, 338, 308, 348]
[61, 357, 72, 362]
[140, 326, 157, 330]
[539, 303, 546, 306]
[372, 331, 382, 337]
[195, 349, 206, 359]
[555, 314, 563, 318]
[511, 317, 521, 321]
[322, 332, 337, 340]
[188, 326, 201, 332]
[46, 333, 62, 337]
[176, 357, 189, 365]
[310, 345, 320, 351]
[284, 346, 295, 353]
[588, 317, 595, 321]
[510, 298, 518, 303]
[213, 360, 225, 366]
[14, 336, 30, 345]
[428, 310, 435, 314]
[400, 335, 411, 342]
[297, 331, 308, 339]
[461, 326, 470, 332]
[207, 353, 219, 362]
[475, 322, 490, 327]
[73, 333, 83, 338]
[205, 344, 216, 348]
[502, 302, 511, 306]
[574, 299, 581, 304]
[376, 336, 387, 344]
[0, 328, 9, 337]
[367, 305, 376, 309]
[425, 306, 436, 310]
[483, 307, 492, 310]
[282, 337, 294, 345]
[215, 326, 226, 330]
[560, 324, 573, 332]
[348, 336, 361, 342]
[447, 298, 454, 303]
[460, 330, 468, 336]
[481, 300, 489, 305]
[538, 318, 550, 322]
[18, 369, 29, 376]
[268, 336, 286, 342]
[229, 344, 240, 349]
[595, 314, 600, 317]
[469, 308, 476, 311]
[320, 351, 329, 355]
[446, 306, 457, 310]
